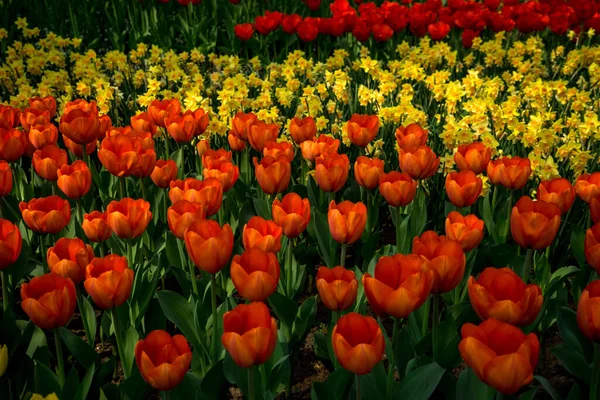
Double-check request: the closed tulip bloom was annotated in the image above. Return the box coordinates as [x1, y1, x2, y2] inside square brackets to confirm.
[378, 171, 417, 207]
[537, 178, 574, 214]
[248, 120, 279, 152]
[459, 319, 539, 395]
[202, 149, 232, 165]
[445, 170, 483, 208]
[135, 330, 192, 391]
[192, 108, 209, 136]
[167, 200, 206, 240]
[454, 142, 492, 175]
[98, 134, 142, 177]
[316, 266, 358, 311]
[354, 156, 384, 190]
[363, 254, 433, 318]
[185, 219, 234, 274]
[243, 216, 283, 253]
[332, 313, 385, 375]
[395, 123, 428, 149]
[84, 255, 134, 309]
[32, 144, 68, 181]
[328, 200, 367, 245]
[222, 302, 278, 368]
[315, 153, 349, 193]
[130, 145, 157, 179]
[21, 108, 51, 132]
[196, 138, 210, 158]
[231, 248, 280, 301]
[228, 132, 247, 151]
[413, 231, 465, 293]
[510, 197, 561, 250]
[254, 156, 291, 195]
[289, 116, 317, 144]
[203, 159, 239, 192]
[59, 108, 102, 144]
[0, 161, 12, 196]
[468, 267, 542, 326]
[29, 96, 57, 118]
[300, 135, 340, 162]
[445, 212, 484, 252]
[585, 224, 600, 273]
[130, 112, 157, 136]
[19, 196, 71, 234]
[82, 211, 113, 242]
[148, 99, 181, 128]
[263, 141, 294, 162]
[0, 105, 20, 130]
[347, 114, 380, 147]
[165, 111, 197, 143]
[590, 195, 600, 224]
[399, 145, 439, 180]
[168, 177, 223, 217]
[57, 161, 92, 199]
[0, 128, 28, 162]
[575, 173, 600, 203]
[235, 23, 254, 40]
[150, 159, 178, 189]
[47, 238, 94, 285]
[21, 274, 76, 330]
[64, 99, 98, 114]
[230, 111, 257, 141]
[106, 198, 152, 239]
[487, 156, 531, 190]
[0, 219, 22, 270]
[63, 135, 96, 158]
[272, 193, 311, 238]
[28, 123, 58, 150]
[577, 281, 600, 342]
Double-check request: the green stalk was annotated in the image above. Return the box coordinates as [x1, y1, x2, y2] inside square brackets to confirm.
[432, 295, 440, 362]
[188, 258, 199, 297]
[54, 328, 65, 386]
[286, 238, 294, 297]
[518, 249, 534, 284]
[81, 145, 90, 165]
[503, 191, 513, 242]
[140, 178, 147, 201]
[248, 367, 256, 400]
[395, 206, 402, 253]
[76, 288, 94, 345]
[40, 235, 48, 272]
[1, 270, 9, 312]
[211, 274, 219, 364]
[119, 177, 126, 199]
[111, 307, 130, 379]
[421, 296, 430, 338]
[355, 374, 361, 400]
[76, 199, 84, 227]
[127, 241, 134, 270]
[340, 244, 347, 268]
[386, 318, 399, 396]
[591, 343, 600, 400]
[496, 391, 504, 400]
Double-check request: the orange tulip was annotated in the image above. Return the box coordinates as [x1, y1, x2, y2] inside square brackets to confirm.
[165, 111, 197, 143]
[29, 96, 57, 118]
[130, 145, 157, 179]
[230, 111, 258, 141]
[254, 156, 291, 195]
[150, 159, 178, 189]
[0, 128, 28, 162]
[271, 193, 311, 238]
[590, 194, 600, 224]
[413, 231, 465, 293]
[203, 159, 239, 192]
[222, 302, 278, 368]
[20, 108, 51, 132]
[248, 120, 279, 152]
[468, 267, 542, 326]
[0, 105, 20, 130]
[148, 99, 181, 128]
[130, 112, 157, 136]
[135, 330, 192, 391]
[64, 99, 98, 114]
[510, 196, 561, 250]
[228, 132, 247, 151]
[202, 149, 232, 165]
[98, 134, 144, 177]
[106, 198, 152, 239]
[331, 312, 385, 375]
[84, 255, 134, 309]
[486, 156, 531, 190]
[575, 172, 600, 203]
[59, 108, 102, 144]
[347, 114, 379, 147]
[28, 123, 58, 150]
[328, 200, 367, 245]
[454, 142, 492, 175]
[577, 280, 600, 342]
[47, 237, 94, 285]
[395, 123, 428, 149]
[56, 161, 91, 199]
[585, 224, 600, 273]
[19, 196, 71, 234]
[315, 153, 349, 193]
[289, 116, 317, 144]
[537, 178, 574, 214]
[63, 135, 96, 158]
[168, 177, 223, 217]
[445, 212, 484, 252]
[0, 161, 12, 196]
[21, 274, 77, 330]
[445, 170, 483, 208]
[363, 254, 433, 318]
[243, 216, 283, 253]
[0, 219, 22, 270]
[82, 211, 113, 242]
[399, 145, 439, 180]
[231, 248, 280, 301]
[316, 266, 358, 311]
[192, 108, 209, 136]
[354, 156, 384, 190]
[184, 219, 234, 274]
[378, 171, 417, 207]
[459, 318, 539, 395]
[167, 200, 206, 240]
[196, 138, 210, 158]
[300, 135, 339, 162]
[32, 144, 68, 181]
[263, 141, 294, 162]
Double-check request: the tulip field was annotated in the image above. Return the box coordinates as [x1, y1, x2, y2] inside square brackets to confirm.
[2, 0, 600, 399]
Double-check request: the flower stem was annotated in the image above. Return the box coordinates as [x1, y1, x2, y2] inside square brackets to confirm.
[421, 296, 430, 338]
[591, 343, 600, 400]
[432, 295, 440, 362]
[286, 238, 294, 297]
[40, 235, 48, 273]
[340, 243, 347, 268]
[188, 258, 198, 297]
[81, 145, 90, 164]
[355, 374, 361, 400]
[1, 271, 8, 312]
[495, 391, 504, 400]
[518, 249, 534, 284]
[395, 206, 402, 253]
[76, 288, 94, 345]
[503, 191, 513, 242]
[111, 307, 130, 379]
[119, 177, 125, 199]
[127, 241, 134, 270]
[248, 367, 256, 400]
[386, 317, 399, 395]
[76, 199, 84, 228]
[211, 273, 219, 364]
[54, 328, 65, 386]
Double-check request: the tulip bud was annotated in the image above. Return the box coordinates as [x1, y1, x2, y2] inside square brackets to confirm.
[332, 313, 385, 375]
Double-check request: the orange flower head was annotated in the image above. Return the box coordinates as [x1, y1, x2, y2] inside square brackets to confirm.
[150, 159, 178, 189]
[399, 145, 439, 180]
[0, 161, 12, 196]
[84, 255, 134, 309]
[328, 200, 367, 245]
[354, 156, 384, 190]
[130, 112, 157, 136]
[57, 161, 92, 199]
[0, 105, 20, 130]
[202, 148, 232, 165]
[510, 196, 561, 250]
[63, 99, 98, 114]
[263, 141, 294, 162]
[230, 111, 258, 141]
[459, 318, 539, 395]
[0, 219, 22, 270]
[165, 111, 197, 143]
[300, 135, 339, 162]
[316, 266, 358, 311]
[445, 212, 484, 252]
[378, 171, 417, 207]
[243, 216, 283, 253]
[196, 138, 210, 158]
[148, 99, 181, 128]
[184, 219, 234, 274]
[585, 224, 600, 273]
[63, 135, 96, 158]
[98, 134, 144, 177]
[222, 302, 278, 368]
[47, 237, 94, 285]
[575, 173, 600, 203]
[59, 108, 102, 144]
[537, 178, 574, 214]
[130, 144, 157, 179]
[445, 170, 483, 208]
[231, 248, 280, 302]
[577, 281, 600, 342]
[20, 108, 51, 132]
[19, 196, 71, 234]
[169, 177, 223, 217]
[28, 123, 59, 150]
[228, 132, 247, 151]
[253, 156, 291, 195]
[347, 114, 380, 147]
[315, 152, 350, 193]
[167, 200, 206, 240]
[363, 254, 433, 318]
[32, 144, 68, 181]
[192, 108, 209, 136]
[332, 312, 385, 375]
[395, 123, 428, 149]
[203, 159, 239, 192]
[135, 330, 192, 391]
[272, 192, 311, 238]
[21, 274, 76, 330]
[106, 198, 152, 239]
[454, 142, 492, 175]
[0, 128, 28, 162]
[289, 116, 317, 144]
[590, 194, 600, 224]
[29, 96, 57, 118]
[82, 211, 113, 242]
[412, 231, 465, 293]
[248, 120, 279, 152]
[486, 156, 531, 190]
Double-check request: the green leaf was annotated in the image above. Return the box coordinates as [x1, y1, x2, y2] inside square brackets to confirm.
[311, 368, 352, 400]
[123, 326, 139, 377]
[59, 327, 100, 368]
[157, 290, 202, 352]
[253, 198, 271, 220]
[313, 332, 329, 360]
[166, 234, 185, 270]
[311, 209, 338, 269]
[119, 372, 149, 400]
[556, 307, 593, 361]
[34, 361, 61, 396]
[171, 372, 205, 400]
[566, 383, 582, 400]
[519, 388, 538, 400]
[267, 355, 290, 394]
[396, 362, 445, 400]
[551, 344, 591, 383]
[74, 363, 96, 400]
[200, 360, 225, 399]
[292, 296, 317, 344]
[455, 367, 494, 400]
[534, 375, 563, 400]
[481, 192, 498, 244]
[394, 325, 415, 379]
[170, 148, 184, 178]
[570, 226, 586, 268]
[79, 294, 97, 346]
[62, 367, 80, 400]
[433, 314, 461, 369]
[268, 291, 298, 331]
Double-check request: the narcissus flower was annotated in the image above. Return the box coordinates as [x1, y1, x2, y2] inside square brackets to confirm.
[32, 145, 68, 181]
[47, 237, 94, 284]
[57, 161, 92, 198]
[459, 319, 539, 395]
[413, 231, 465, 293]
[510, 197, 561, 250]
[243, 216, 283, 253]
[184, 219, 234, 274]
[272, 193, 311, 238]
[399, 145, 439, 180]
[445, 212, 484, 252]
[84, 255, 134, 309]
[378, 171, 418, 207]
[289, 116, 317, 144]
[332, 313, 385, 375]
[253, 156, 291, 195]
[577, 280, 600, 342]
[168, 178, 223, 217]
[21, 274, 76, 330]
[487, 156, 531, 190]
[300, 135, 339, 162]
[328, 200, 367, 245]
[395, 123, 428, 149]
[445, 170, 483, 208]
[0, 161, 12, 196]
[575, 172, 600, 203]
[167, 200, 206, 240]
[585, 224, 600, 273]
[150, 159, 178, 189]
[231, 248, 280, 302]
[347, 114, 380, 147]
[106, 198, 152, 239]
[315, 153, 349, 193]
[354, 156, 384, 190]
[82, 211, 113, 242]
[0, 219, 22, 270]
[537, 178, 574, 214]
[148, 99, 181, 128]
[20, 196, 71, 234]
[454, 142, 492, 175]
[316, 266, 358, 311]
[248, 120, 279, 152]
